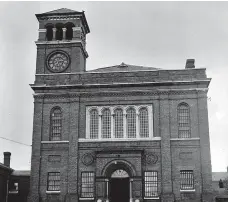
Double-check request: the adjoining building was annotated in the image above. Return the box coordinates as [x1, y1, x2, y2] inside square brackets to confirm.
[28, 8, 213, 202]
[212, 167, 228, 201]
[0, 152, 30, 202]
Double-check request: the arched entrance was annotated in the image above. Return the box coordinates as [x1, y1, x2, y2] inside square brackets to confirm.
[102, 160, 135, 202]
[110, 169, 129, 202]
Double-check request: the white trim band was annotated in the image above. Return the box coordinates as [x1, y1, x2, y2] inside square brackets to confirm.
[170, 138, 200, 141]
[41, 141, 69, 144]
[38, 29, 46, 32]
[46, 191, 61, 194]
[79, 137, 161, 142]
[180, 189, 195, 192]
[79, 198, 95, 200]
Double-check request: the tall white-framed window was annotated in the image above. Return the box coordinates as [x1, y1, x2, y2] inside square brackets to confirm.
[126, 107, 136, 138]
[114, 108, 124, 138]
[139, 107, 149, 138]
[101, 108, 111, 138]
[178, 103, 191, 138]
[89, 109, 99, 139]
[86, 105, 153, 140]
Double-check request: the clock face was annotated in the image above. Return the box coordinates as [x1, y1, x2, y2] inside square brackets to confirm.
[47, 51, 70, 73]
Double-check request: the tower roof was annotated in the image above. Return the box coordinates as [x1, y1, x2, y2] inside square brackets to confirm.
[38, 8, 81, 15]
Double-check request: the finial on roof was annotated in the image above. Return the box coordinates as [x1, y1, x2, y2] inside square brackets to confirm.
[119, 62, 127, 67]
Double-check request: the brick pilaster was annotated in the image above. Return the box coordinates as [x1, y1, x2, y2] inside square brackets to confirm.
[159, 94, 174, 202]
[197, 93, 213, 202]
[28, 97, 44, 202]
[66, 96, 80, 201]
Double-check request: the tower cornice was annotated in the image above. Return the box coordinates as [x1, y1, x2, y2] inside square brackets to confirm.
[35, 40, 88, 58]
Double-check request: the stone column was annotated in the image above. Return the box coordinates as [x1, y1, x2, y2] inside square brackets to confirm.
[159, 93, 174, 202]
[105, 179, 109, 202]
[111, 111, 114, 139]
[129, 179, 133, 202]
[62, 28, 67, 40]
[136, 112, 139, 138]
[123, 112, 127, 138]
[197, 92, 213, 202]
[99, 112, 102, 139]
[52, 28, 56, 40]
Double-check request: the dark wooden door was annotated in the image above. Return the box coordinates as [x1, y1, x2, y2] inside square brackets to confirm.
[110, 178, 129, 202]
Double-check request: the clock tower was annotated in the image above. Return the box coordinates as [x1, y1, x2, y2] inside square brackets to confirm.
[29, 8, 90, 202]
[35, 8, 89, 75]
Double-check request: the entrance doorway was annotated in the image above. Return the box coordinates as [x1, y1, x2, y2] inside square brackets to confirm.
[109, 169, 130, 202]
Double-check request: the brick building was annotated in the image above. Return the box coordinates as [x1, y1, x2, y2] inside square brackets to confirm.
[28, 8, 213, 202]
[0, 152, 30, 202]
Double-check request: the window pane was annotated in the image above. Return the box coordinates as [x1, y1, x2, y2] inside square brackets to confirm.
[114, 109, 124, 138]
[139, 108, 149, 138]
[51, 108, 62, 141]
[127, 108, 136, 138]
[90, 109, 99, 139]
[102, 109, 111, 138]
[81, 172, 94, 198]
[47, 172, 60, 191]
[144, 171, 158, 197]
[180, 170, 194, 190]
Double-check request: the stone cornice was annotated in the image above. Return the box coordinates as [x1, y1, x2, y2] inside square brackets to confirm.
[31, 80, 211, 90]
[33, 88, 208, 100]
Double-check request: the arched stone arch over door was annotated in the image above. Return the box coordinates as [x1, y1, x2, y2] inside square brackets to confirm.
[102, 159, 136, 178]
[102, 160, 136, 202]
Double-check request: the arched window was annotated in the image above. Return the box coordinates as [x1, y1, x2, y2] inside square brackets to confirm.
[45, 24, 54, 41]
[90, 109, 99, 139]
[178, 103, 190, 138]
[56, 23, 64, 40]
[102, 109, 111, 138]
[65, 22, 75, 40]
[126, 108, 136, 138]
[139, 107, 149, 138]
[50, 107, 62, 141]
[114, 109, 123, 138]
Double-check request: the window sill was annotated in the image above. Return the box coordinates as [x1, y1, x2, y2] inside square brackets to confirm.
[79, 198, 95, 200]
[79, 137, 161, 142]
[180, 189, 195, 192]
[170, 138, 200, 141]
[41, 141, 69, 144]
[144, 197, 159, 199]
[9, 191, 18, 194]
[46, 191, 61, 194]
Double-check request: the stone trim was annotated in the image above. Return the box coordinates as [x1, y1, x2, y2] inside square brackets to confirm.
[33, 89, 208, 99]
[38, 29, 46, 32]
[170, 138, 200, 141]
[41, 140, 69, 144]
[38, 15, 80, 21]
[78, 137, 161, 142]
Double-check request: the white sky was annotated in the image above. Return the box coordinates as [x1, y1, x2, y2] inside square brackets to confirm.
[0, 1, 227, 172]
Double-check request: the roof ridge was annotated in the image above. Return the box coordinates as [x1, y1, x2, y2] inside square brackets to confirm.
[40, 8, 80, 15]
[88, 63, 159, 72]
